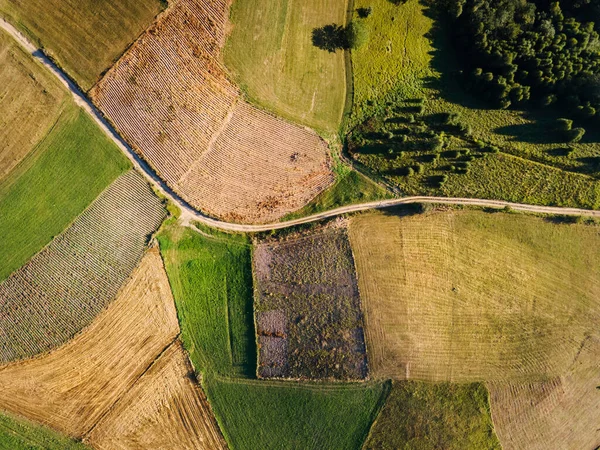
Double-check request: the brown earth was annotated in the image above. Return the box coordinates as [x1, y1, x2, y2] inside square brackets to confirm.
[0, 249, 226, 449]
[91, 0, 333, 224]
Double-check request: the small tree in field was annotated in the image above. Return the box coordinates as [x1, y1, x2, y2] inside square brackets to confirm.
[346, 21, 369, 50]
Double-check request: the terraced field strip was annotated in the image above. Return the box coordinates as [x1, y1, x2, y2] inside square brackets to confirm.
[0, 171, 166, 363]
[349, 209, 600, 382]
[224, 0, 347, 132]
[0, 0, 164, 90]
[0, 27, 67, 181]
[91, 0, 333, 223]
[88, 342, 227, 450]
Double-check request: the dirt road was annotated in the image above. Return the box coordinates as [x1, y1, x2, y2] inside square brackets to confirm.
[2, 18, 599, 233]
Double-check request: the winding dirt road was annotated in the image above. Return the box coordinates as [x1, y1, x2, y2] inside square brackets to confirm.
[3, 18, 599, 232]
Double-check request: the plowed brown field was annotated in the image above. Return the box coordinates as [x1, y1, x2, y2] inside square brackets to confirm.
[0, 250, 226, 449]
[0, 171, 166, 363]
[88, 342, 227, 450]
[91, 0, 333, 223]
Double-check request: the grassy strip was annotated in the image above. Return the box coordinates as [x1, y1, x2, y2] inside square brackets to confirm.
[224, 0, 347, 132]
[283, 170, 391, 220]
[0, 412, 89, 449]
[157, 223, 256, 378]
[0, 0, 164, 90]
[0, 105, 130, 282]
[364, 381, 501, 450]
[205, 377, 387, 450]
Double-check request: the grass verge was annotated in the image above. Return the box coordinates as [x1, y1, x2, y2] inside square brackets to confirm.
[0, 412, 89, 449]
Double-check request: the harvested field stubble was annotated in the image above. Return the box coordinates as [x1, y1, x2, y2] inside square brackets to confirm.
[254, 226, 367, 380]
[349, 210, 600, 382]
[91, 0, 333, 223]
[88, 342, 227, 450]
[0, 28, 67, 181]
[0, 249, 179, 437]
[0, 171, 166, 363]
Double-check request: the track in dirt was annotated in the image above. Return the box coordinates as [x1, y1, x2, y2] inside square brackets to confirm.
[0, 17, 599, 233]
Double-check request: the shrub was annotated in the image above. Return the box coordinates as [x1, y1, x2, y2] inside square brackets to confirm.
[415, 164, 425, 174]
[357, 7, 372, 18]
[406, 167, 415, 177]
[566, 127, 586, 143]
[346, 21, 369, 50]
[556, 118, 573, 132]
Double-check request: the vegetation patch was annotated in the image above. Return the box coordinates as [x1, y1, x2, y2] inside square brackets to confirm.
[0, 28, 68, 181]
[157, 223, 256, 378]
[204, 377, 386, 450]
[0, 412, 88, 450]
[349, 209, 600, 382]
[0, 105, 131, 282]
[254, 225, 367, 380]
[364, 381, 500, 449]
[0, 0, 164, 89]
[347, 0, 600, 207]
[0, 171, 166, 363]
[225, 0, 347, 132]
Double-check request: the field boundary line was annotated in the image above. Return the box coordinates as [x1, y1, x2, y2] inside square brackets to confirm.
[82, 336, 180, 439]
[2, 17, 599, 233]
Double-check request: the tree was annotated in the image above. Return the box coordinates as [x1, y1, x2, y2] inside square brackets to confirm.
[346, 21, 369, 50]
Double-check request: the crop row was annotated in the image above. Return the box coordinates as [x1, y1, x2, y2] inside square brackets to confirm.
[0, 170, 166, 363]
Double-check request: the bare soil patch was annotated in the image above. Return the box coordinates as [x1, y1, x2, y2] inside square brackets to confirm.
[0, 171, 166, 363]
[253, 225, 367, 380]
[91, 0, 333, 223]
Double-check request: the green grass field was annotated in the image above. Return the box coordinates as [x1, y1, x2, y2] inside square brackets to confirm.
[224, 0, 347, 132]
[0, 0, 164, 90]
[364, 381, 500, 450]
[349, 209, 600, 382]
[157, 223, 256, 378]
[0, 412, 89, 450]
[0, 105, 130, 282]
[283, 170, 391, 220]
[348, 0, 600, 206]
[205, 377, 387, 450]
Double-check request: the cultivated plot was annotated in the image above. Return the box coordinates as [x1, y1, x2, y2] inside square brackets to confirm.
[0, 28, 67, 181]
[0, 249, 179, 437]
[225, 0, 347, 132]
[89, 342, 227, 450]
[254, 225, 367, 380]
[0, 171, 166, 363]
[92, 0, 333, 223]
[0, 0, 165, 89]
[349, 209, 600, 382]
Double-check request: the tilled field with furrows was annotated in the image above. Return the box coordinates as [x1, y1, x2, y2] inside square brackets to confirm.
[0, 170, 166, 363]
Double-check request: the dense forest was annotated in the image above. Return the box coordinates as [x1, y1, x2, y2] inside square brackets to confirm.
[444, 0, 600, 125]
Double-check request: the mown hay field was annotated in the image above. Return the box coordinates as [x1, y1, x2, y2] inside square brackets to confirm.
[205, 377, 386, 450]
[0, 105, 131, 282]
[349, 209, 600, 383]
[364, 381, 500, 450]
[224, 0, 347, 132]
[0, 28, 68, 181]
[0, 0, 164, 90]
[0, 249, 179, 437]
[253, 225, 367, 380]
[349, 0, 600, 204]
[92, 0, 333, 223]
[0, 171, 165, 363]
[158, 223, 256, 378]
[0, 411, 89, 450]
[88, 342, 227, 450]
[488, 335, 600, 450]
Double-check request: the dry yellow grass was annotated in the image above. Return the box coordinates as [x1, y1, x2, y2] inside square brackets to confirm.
[91, 0, 332, 223]
[488, 335, 600, 450]
[0, 28, 67, 181]
[348, 209, 600, 383]
[0, 249, 180, 437]
[88, 342, 227, 450]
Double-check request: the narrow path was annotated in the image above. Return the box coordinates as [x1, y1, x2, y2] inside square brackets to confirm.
[2, 18, 599, 233]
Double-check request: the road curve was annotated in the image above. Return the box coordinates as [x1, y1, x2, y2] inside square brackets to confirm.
[3, 18, 599, 233]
